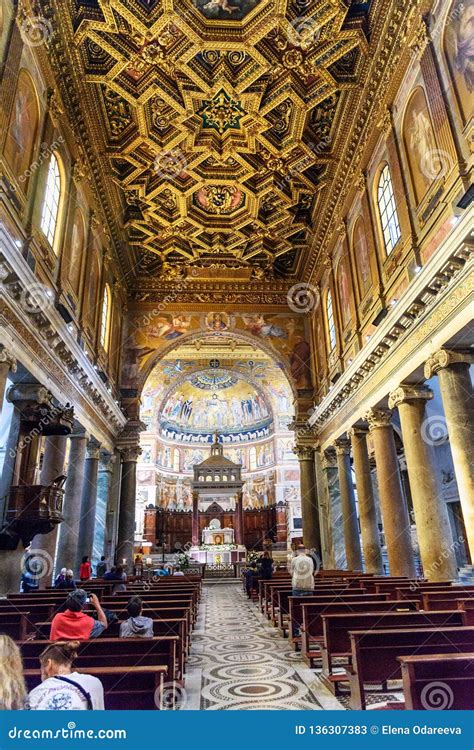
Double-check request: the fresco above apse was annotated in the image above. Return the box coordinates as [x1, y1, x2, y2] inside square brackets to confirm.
[191, 0, 262, 22]
[125, 310, 312, 391]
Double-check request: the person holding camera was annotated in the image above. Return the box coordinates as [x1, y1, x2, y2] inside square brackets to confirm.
[50, 590, 108, 641]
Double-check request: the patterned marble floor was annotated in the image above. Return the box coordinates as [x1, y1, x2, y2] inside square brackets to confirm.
[183, 582, 344, 710]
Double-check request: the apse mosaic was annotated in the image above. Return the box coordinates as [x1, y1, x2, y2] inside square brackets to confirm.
[160, 378, 271, 435]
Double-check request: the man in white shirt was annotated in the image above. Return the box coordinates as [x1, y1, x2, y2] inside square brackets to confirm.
[26, 641, 104, 710]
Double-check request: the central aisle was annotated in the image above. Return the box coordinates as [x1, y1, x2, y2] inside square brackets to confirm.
[184, 582, 343, 710]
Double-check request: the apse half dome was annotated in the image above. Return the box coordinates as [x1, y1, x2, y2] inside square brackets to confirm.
[159, 370, 273, 443]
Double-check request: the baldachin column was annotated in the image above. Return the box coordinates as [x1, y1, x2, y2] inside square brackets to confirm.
[350, 427, 384, 574]
[389, 385, 457, 582]
[366, 408, 416, 577]
[191, 490, 199, 546]
[425, 350, 474, 561]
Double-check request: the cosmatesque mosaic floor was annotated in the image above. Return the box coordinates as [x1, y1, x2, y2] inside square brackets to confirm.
[183, 582, 344, 711]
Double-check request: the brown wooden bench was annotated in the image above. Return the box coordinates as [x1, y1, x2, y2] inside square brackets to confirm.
[319, 609, 467, 691]
[422, 590, 474, 611]
[399, 652, 474, 710]
[20, 635, 179, 684]
[24, 664, 168, 709]
[347, 625, 474, 709]
[300, 599, 419, 666]
[0, 611, 30, 640]
[285, 593, 391, 641]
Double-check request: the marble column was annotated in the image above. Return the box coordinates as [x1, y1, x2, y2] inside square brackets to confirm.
[335, 439, 363, 571]
[116, 446, 141, 570]
[0, 346, 16, 415]
[350, 427, 384, 574]
[425, 350, 474, 561]
[92, 452, 115, 572]
[75, 438, 101, 572]
[56, 432, 89, 572]
[314, 447, 334, 569]
[31, 434, 68, 585]
[366, 408, 416, 578]
[295, 444, 322, 558]
[321, 448, 346, 569]
[234, 491, 244, 546]
[192, 490, 199, 545]
[389, 385, 457, 582]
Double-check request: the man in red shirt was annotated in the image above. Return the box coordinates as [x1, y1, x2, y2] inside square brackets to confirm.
[50, 590, 108, 641]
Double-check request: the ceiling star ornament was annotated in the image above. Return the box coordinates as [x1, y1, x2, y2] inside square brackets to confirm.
[198, 89, 246, 134]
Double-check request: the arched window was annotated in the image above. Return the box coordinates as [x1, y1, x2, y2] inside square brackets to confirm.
[100, 284, 111, 351]
[40, 153, 62, 247]
[326, 290, 337, 351]
[377, 164, 401, 254]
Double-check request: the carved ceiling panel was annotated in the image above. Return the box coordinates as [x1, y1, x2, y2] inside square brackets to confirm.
[64, 0, 369, 281]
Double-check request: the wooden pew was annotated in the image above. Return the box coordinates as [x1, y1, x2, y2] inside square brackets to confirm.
[300, 599, 419, 666]
[283, 592, 390, 640]
[0, 611, 30, 640]
[24, 665, 168, 709]
[399, 652, 474, 710]
[347, 626, 474, 709]
[422, 590, 474, 611]
[319, 609, 467, 690]
[20, 636, 179, 684]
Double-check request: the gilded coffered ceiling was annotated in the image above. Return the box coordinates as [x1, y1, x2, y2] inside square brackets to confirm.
[46, 0, 375, 285]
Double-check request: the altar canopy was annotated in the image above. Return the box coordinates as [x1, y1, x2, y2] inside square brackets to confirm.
[190, 434, 245, 550]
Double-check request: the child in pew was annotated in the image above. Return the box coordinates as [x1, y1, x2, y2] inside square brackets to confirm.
[0, 635, 27, 710]
[26, 641, 104, 711]
[119, 596, 154, 638]
[50, 590, 108, 641]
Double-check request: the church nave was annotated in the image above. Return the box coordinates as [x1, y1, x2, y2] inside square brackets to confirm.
[185, 582, 343, 711]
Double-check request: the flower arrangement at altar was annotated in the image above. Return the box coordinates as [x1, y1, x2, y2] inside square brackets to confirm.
[246, 550, 260, 564]
[175, 552, 191, 571]
[199, 543, 237, 552]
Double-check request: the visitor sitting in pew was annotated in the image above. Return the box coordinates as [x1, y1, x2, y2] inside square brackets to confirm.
[119, 596, 154, 638]
[95, 556, 107, 578]
[245, 563, 258, 598]
[110, 565, 128, 594]
[20, 566, 39, 593]
[54, 569, 76, 590]
[26, 641, 104, 710]
[0, 634, 27, 710]
[258, 551, 274, 580]
[54, 568, 68, 588]
[79, 556, 91, 582]
[50, 590, 108, 641]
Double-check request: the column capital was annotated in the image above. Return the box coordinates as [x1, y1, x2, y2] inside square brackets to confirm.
[350, 426, 369, 439]
[119, 445, 142, 463]
[365, 407, 393, 430]
[0, 345, 17, 372]
[424, 349, 474, 379]
[99, 451, 115, 471]
[334, 438, 351, 456]
[86, 438, 102, 460]
[388, 385, 433, 409]
[294, 443, 314, 461]
[321, 447, 337, 470]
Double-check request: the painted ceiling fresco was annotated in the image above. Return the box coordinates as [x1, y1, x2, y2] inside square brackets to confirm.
[62, 0, 369, 280]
